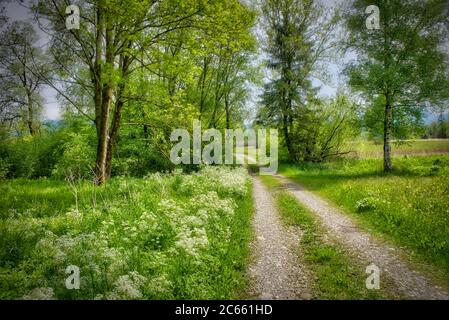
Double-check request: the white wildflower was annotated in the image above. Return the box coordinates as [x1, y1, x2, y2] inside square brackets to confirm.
[158, 199, 185, 218]
[106, 271, 146, 300]
[22, 287, 55, 300]
[175, 227, 209, 256]
[147, 275, 171, 294]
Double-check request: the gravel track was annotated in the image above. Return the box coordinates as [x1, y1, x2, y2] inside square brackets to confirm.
[247, 176, 312, 300]
[274, 174, 449, 300]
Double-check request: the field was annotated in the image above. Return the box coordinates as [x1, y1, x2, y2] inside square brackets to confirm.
[0, 167, 253, 300]
[279, 155, 449, 276]
[346, 139, 449, 158]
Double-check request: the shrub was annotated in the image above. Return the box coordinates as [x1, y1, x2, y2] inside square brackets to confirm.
[0, 157, 10, 179]
[52, 132, 95, 180]
[355, 197, 377, 213]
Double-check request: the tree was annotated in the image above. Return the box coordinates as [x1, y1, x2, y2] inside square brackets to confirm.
[363, 95, 426, 141]
[313, 94, 359, 161]
[32, 0, 258, 184]
[184, 0, 257, 129]
[33, 0, 205, 184]
[260, 0, 338, 161]
[0, 20, 47, 135]
[113, 0, 258, 174]
[426, 117, 449, 139]
[345, 0, 449, 172]
[427, 91, 449, 139]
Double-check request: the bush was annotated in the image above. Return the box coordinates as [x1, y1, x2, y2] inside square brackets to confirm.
[0, 127, 64, 178]
[355, 197, 377, 213]
[0, 157, 10, 179]
[111, 133, 173, 177]
[0, 119, 96, 180]
[52, 132, 95, 180]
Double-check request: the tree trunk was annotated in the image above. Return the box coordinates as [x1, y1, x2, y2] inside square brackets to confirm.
[198, 58, 209, 121]
[282, 115, 295, 162]
[383, 98, 393, 172]
[105, 50, 131, 179]
[94, 20, 114, 185]
[225, 95, 230, 129]
[105, 93, 124, 179]
[26, 91, 35, 135]
[95, 84, 112, 185]
[284, 79, 296, 162]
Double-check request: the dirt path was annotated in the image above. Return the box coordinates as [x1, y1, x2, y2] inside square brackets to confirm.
[247, 176, 312, 300]
[274, 174, 449, 300]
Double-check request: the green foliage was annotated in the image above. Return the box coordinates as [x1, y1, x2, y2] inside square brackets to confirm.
[259, 0, 339, 162]
[0, 157, 9, 180]
[0, 119, 96, 180]
[1, 131, 61, 179]
[345, 0, 449, 103]
[426, 119, 449, 139]
[363, 95, 426, 141]
[355, 197, 377, 213]
[271, 94, 360, 162]
[28, 0, 259, 184]
[111, 127, 174, 177]
[52, 132, 95, 180]
[0, 167, 253, 300]
[345, 0, 449, 170]
[280, 155, 449, 277]
[308, 95, 360, 161]
[0, 20, 48, 135]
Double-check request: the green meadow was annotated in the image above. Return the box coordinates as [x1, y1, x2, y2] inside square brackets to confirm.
[280, 155, 449, 277]
[0, 167, 253, 300]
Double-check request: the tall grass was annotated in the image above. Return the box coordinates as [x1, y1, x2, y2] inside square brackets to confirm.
[0, 167, 253, 300]
[280, 155, 449, 278]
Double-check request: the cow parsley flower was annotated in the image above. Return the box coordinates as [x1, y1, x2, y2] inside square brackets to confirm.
[106, 272, 146, 300]
[22, 287, 55, 300]
[175, 227, 209, 256]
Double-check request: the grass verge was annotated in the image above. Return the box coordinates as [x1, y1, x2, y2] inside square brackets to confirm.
[279, 155, 449, 285]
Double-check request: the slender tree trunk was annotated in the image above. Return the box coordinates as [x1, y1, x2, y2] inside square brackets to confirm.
[94, 20, 114, 185]
[92, 8, 104, 184]
[104, 137, 114, 180]
[282, 115, 295, 162]
[105, 49, 131, 179]
[95, 84, 112, 184]
[105, 93, 124, 179]
[383, 97, 393, 172]
[198, 58, 209, 121]
[27, 104, 34, 135]
[283, 81, 296, 162]
[382, 18, 393, 173]
[26, 91, 35, 135]
[225, 95, 230, 129]
[93, 9, 103, 139]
